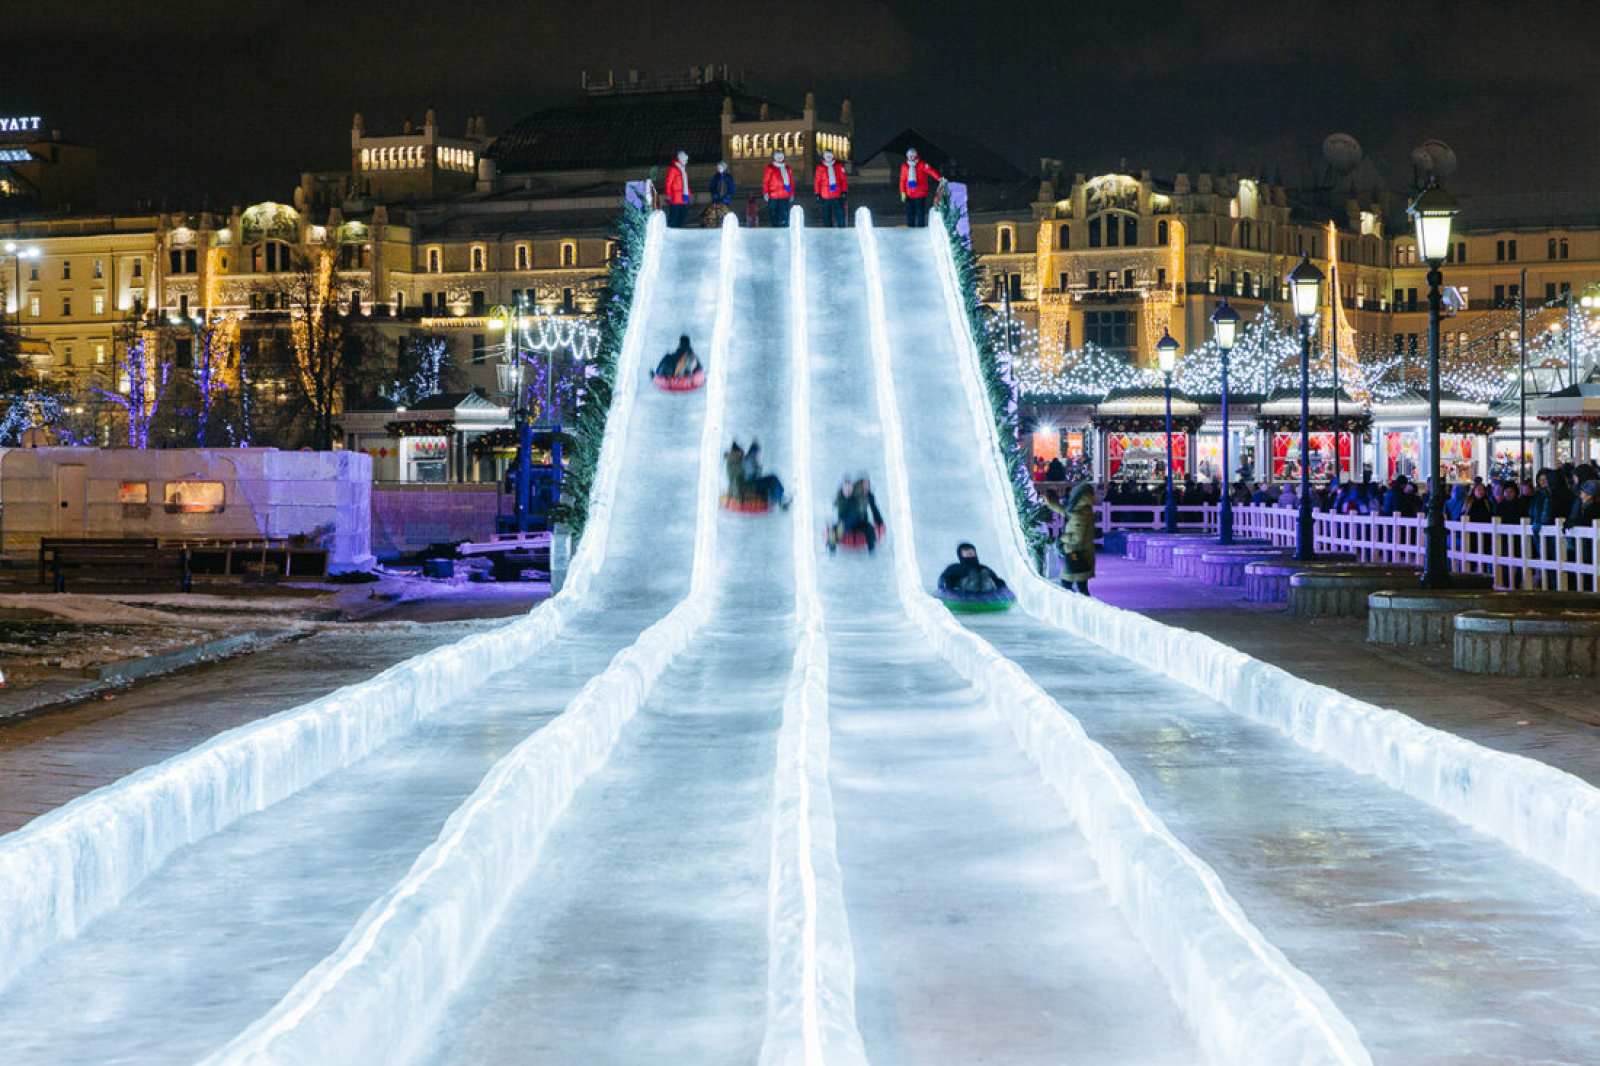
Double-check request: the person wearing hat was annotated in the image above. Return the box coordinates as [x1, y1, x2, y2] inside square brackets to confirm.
[814, 149, 848, 228]
[899, 146, 943, 228]
[938, 542, 1007, 594]
[762, 149, 795, 228]
[703, 161, 735, 226]
[662, 149, 693, 229]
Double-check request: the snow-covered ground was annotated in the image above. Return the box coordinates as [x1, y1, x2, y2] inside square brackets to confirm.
[4, 215, 1600, 1065]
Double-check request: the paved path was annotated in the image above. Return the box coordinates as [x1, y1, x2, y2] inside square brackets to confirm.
[1091, 553, 1600, 788]
[0, 586, 547, 834]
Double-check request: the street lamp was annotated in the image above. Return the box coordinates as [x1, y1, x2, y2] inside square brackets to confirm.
[1210, 299, 1241, 544]
[1288, 255, 1324, 562]
[1157, 329, 1180, 532]
[1407, 180, 1461, 589]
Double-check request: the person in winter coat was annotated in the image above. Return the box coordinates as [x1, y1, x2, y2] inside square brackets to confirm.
[814, 149, 848, 228]
[1464, 482, 1494, 523]
[662, 150, 693, 229]
[899, 147, 943, 228]
[725, 441, 746, 499]
[1055, 482, 1097, 595]
[1529, 469, 1574, 534]
[703, 162, 735, 226]
[828, 476, 884, 553]
[742, 441, 791, 509]
[762, 150, 795, 228]
[654, 334, 701, 379]
[939, 543, 1007, 594]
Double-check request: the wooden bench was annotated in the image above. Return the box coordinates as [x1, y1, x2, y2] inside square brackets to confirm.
[169, 539, 330, 581]
[39, 538, 192, 593]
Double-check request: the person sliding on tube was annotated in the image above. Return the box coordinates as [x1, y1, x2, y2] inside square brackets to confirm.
[663, 149, 693, 229]
[763, 150, 795, 228]
[814, 149, 848, 228]
[900, 146, 942, 228]
[654, 334, 701, 379]
[938, 542, 1007, 595]
[742, 440, 791, 509]
[828, 476, 884, 554]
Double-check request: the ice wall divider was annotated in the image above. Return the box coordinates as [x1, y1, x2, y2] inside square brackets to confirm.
[0, 212, 671, 999]
[207, 213, 742, 1066]
[859, 211, 1371, 1066]
[758, 207, 869, 1066]
[921, 211, 1600, 902]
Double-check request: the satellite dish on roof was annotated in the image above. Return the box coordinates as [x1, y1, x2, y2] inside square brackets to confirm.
[1322, 133, 1362, 174]
[1421, 139, 1457, 177]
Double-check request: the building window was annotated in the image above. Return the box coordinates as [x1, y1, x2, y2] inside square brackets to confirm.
[604, 240, 617, 262]
[471, 332, 488, 363]
[132, 259, 143, 278]
[1087, 270, 1098, 290]
[394, 291, 405, 313]
[179, 294, 189, 317]
[1546, 283, 1557, 301]
[1084, 309, 1134, 352]
[93, 294, 104, 315]
[63, 344, 74, 366]
[1125, 218, 1137, 246]
[1088, 217, 1102, 248]
[349, 289, 362, 314]
[169, 249, 199, 274]
[422, 292, 433, 314]
[427, 248, 442, 273]
[1549, 237, 1558, 259]
[1008, 274, 1022, 302]
[28, 295, 39, 317]
[515, 244, 530, 270]
[1157, 268, 1167, 288]
[174, 336, 193, 368]
[997, 227, 1013, 254]
[471, 289, 485, 314]
[1057, 225, 1069, 250]
[561, 241, 577, 267]
[93, 258, 103, 279]
[61, 296, 72, 317]
[1158, 220, 1169, 245]
[164, 481, 225, 514]
[62, 260, 71, 280]
[1560, 238, 1570, 260]
[95, 343, 106, 364]
[1123, 269, 1134, 289]
[471, 246, 486, 272]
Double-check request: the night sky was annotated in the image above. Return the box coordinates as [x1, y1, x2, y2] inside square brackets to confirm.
[5, 0, 1596, 210]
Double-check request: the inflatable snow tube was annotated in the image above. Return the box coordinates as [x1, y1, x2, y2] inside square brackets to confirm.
[935, 586, 1017, 613]
[720, 493, 772, 514]
[833, 523, 886, 551]
[652, 369, 706, 392]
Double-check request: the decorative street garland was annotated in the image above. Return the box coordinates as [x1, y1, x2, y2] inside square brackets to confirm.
[1257, 414, 1373, 434]
[938, 208, 1046, 555]
[550, 203, 649, 540]
[468, 427, 519, 456]
[385, 420, 456, 438]
[1536, 414, 1600, 426]
[1091, 414, 1205, 434]
[1439, 416, 1500, 435]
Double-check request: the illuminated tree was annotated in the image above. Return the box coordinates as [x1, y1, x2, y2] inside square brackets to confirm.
[275, 246, 381, 450]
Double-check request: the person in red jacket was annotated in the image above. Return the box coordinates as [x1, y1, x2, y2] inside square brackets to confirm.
[662, 149, 692, 229]
[762, 149, 795, 228]
[813, 149, 848, 229]
[900, 147, 943, 228]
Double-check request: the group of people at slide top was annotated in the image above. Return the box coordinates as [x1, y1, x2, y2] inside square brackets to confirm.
[656, 146, 944, 230]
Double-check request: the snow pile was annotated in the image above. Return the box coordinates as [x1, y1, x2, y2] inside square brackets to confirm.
[758, 208, 868, 1066]
[922, 212, 1600, 903]
[0, 214, 669, 1000]
[861, 212, 1371, 1066]
[206, 213, 738, 1066]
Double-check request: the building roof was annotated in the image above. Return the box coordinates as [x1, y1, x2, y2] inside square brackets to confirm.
[489, 81, 795, 174]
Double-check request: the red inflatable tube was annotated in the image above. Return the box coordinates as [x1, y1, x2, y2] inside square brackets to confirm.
[652, 369, 706, 392]
[831, 523, 886, 550]
[720, 493, 772, 514]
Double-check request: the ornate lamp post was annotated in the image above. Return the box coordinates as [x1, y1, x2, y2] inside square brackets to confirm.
[1210, 299, 1241, 543]
[1407, 180, 1461, 589]
[1157, 329, 1180, 532]
[1287, 256, 1325, 562]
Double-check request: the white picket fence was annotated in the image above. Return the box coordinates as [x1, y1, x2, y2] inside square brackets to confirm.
[1089, 502, 1600, 593]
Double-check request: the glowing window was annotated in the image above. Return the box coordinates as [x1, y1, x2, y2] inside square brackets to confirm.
[119, 481, 148, 504]
[164, 481, 226, 514]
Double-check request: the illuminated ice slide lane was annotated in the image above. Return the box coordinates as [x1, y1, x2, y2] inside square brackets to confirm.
[0, 217, 721, 1062]
[876, 221, 1600, 1063]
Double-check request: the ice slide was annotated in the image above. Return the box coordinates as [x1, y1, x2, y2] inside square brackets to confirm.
[4, 209, 1600, 1064]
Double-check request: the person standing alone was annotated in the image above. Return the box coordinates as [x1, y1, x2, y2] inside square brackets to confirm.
[763, 150, 795, 228]
[814, 149, 848, 228]
[900, 146, 942, 228]
[662, 150, 693, 229]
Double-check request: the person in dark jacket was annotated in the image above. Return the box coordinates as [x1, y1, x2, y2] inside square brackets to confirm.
[1464, 482, 1494, 523]
[1045, 457, 1066, 482]
[742, 441, 790, 509]
[709, 162, 734, 205]
[828, 476, 884, 554]
[654, 334, 701, 379]
[1529, 469, 1574, 533]
[939, 543, 1007, 593]
[1571, 480, 1600, 529]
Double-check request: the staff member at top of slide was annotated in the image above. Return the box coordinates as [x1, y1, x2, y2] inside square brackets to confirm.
[662, 149, 693, 228]
[762, 149, 794, 228]
[814, 149, 848, 228]
[899, 146, 943, 228]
